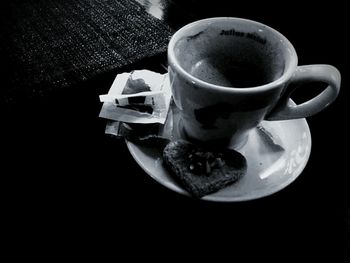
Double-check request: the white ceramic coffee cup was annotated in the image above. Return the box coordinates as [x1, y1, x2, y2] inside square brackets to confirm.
[168, 17, 341, 147]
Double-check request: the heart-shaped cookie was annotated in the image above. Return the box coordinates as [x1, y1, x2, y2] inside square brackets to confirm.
[163, 140, 247, 198]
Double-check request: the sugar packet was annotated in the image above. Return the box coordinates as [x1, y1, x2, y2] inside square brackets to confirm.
[104, 99, 182, 144]
[99, 70, 171, 124]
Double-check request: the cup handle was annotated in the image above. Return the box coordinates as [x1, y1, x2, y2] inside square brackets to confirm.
[266, 64, 341, 121]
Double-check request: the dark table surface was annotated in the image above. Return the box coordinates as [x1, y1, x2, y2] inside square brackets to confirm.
[1, 0, 349, 257]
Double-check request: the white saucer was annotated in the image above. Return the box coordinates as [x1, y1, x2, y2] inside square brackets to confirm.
[126, 108, 311, 202]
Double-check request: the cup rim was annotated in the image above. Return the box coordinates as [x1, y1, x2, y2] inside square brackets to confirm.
[168, 17, 298, 93]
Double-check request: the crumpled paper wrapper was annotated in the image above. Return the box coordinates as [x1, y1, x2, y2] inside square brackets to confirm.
[99, 70, 171, 124]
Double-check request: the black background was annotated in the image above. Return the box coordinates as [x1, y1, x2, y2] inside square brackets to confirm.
[1, 0, 349, 258]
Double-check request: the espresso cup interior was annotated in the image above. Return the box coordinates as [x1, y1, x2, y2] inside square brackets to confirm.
[173, 19, 292, 88]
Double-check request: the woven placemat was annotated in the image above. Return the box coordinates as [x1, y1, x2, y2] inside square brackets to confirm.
[0, 0, 173, 105]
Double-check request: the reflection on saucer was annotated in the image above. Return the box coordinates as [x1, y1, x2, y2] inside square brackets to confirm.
[283, 132, 310, 175]
[258, 131, 309, 179]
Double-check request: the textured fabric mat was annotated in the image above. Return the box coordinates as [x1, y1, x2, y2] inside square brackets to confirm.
[0, 0, 173, 104]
